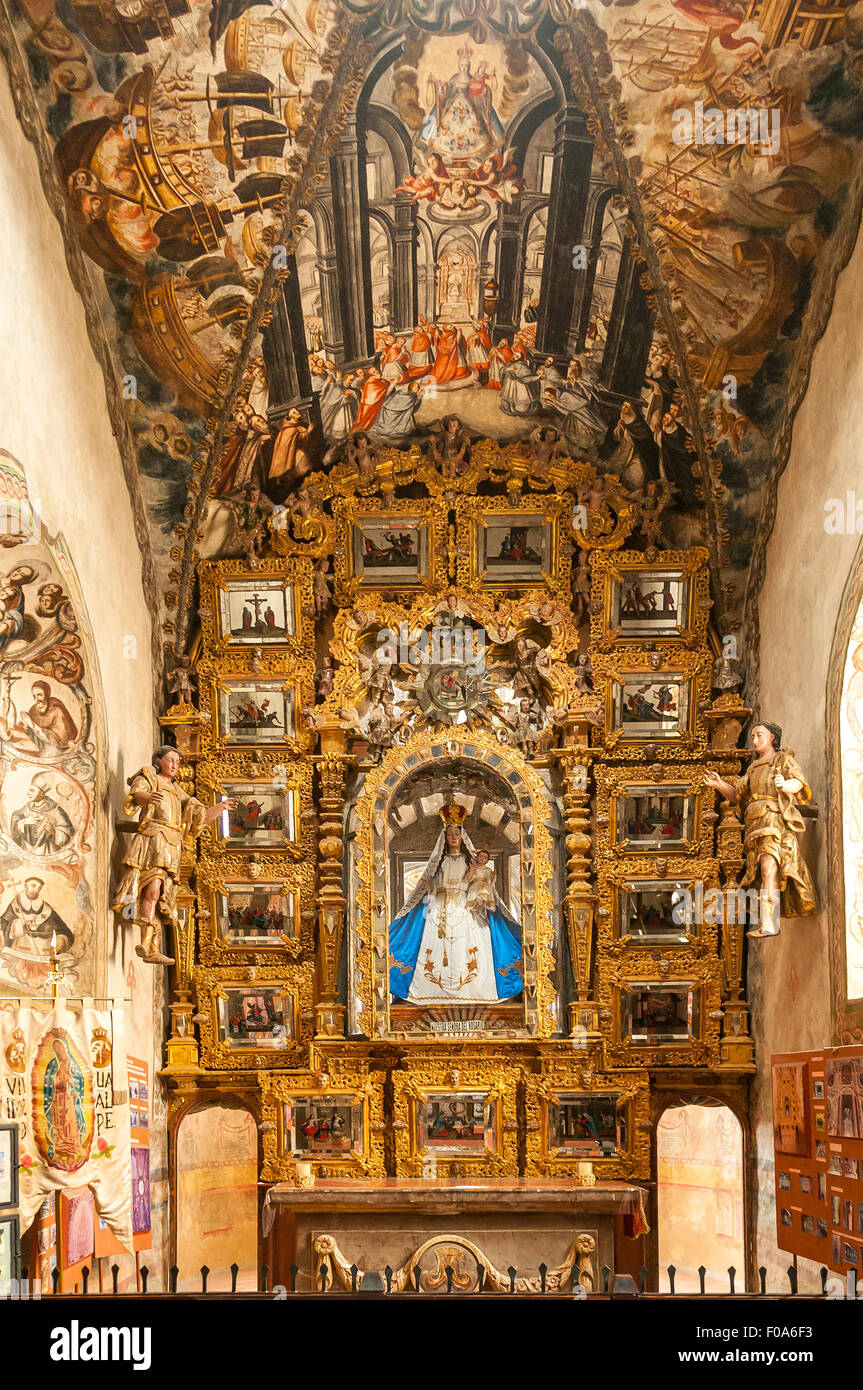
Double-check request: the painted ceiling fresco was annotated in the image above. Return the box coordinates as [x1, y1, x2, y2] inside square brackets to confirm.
[3, 0, 863, 671]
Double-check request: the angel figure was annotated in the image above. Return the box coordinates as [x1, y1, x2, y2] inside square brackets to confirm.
[467, 149, 524, 204]
[511, 634, 546, 702]
[429, 416, 470, 478]
[112, 746, 236, 965]
[313, 557, 332, 619]
[487, 616, 518, 649]
[529, 425, 565, 470]
[357, 646, 395, 702]
[638, 479, 675, 548]
[167, 655, 196, 707]
[315, 655, 335, 702]
[502, 696, 546, 756]
[231, 483, 273, 562]
[573, 652, 594, 695]
[345, 431, 379, 487]
[396, 152, 450, 205]
[704, 721, 816, 939]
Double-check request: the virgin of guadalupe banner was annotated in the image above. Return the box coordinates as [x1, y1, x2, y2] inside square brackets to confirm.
[0, 1002, 133, 1249]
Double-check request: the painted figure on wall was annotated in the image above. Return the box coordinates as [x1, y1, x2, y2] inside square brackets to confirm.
[704, 721, 816, 937]
[112, 746, 236, 965]
[388, 803, 522, 1003]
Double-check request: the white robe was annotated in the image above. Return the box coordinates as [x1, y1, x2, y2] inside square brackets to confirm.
[407, 854, 498, 1003]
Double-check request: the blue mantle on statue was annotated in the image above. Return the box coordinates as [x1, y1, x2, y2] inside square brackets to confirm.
[388, 897, 523, 1001]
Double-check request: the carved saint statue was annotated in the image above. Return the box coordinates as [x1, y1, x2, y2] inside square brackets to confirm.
[704, 721, 816, 938]
[111, 746, 236, 964]
[388, 803, 522, 1004]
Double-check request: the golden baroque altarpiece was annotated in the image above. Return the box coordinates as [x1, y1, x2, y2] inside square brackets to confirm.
[155, 439, 755, 1189]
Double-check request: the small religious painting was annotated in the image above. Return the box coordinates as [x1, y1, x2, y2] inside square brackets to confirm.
[216, 680, 294, 745]
[610, 570, 690, 639]
[829, 1153, 843, 1175]
[826, 1056, 863, 1138]
[418, 1092, 494, 1155]
[217, 986, 294, 1051]
[474, 514, 550, 585]
[217, 580, 295, 645]
[617, 881, 692, 944]
[621, 982, 696, 1045]
[778, 1171, 791, 1190]
[215, 882, 296, 946]
[772, 1060, 812, 1157]
[818, 1218, 829, 1238]
[282, 1097, 361, 1159]
[60, 1187, 95, 1267]
[814, 1080, 825, 1100]
[780, 1208, 793, 1227]
[845, 1157, 859, 1179]
[816, 1141, 827, 1161]
[131, 1147, 150, 1235]
[546, 1093, 627, 1158]
[0, 1125, 18, 1208]
[0, 1215, 19, 1285]
[800, 1174, 813, 1194]
[612, 676, 689, 740]
[352, 518, 428, 586]
[615, 785, 695, 852]
[213, 783, 296, 849]
[801, 1213, 816, 1234]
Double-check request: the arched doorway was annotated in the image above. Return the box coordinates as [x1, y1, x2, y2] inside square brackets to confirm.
[656, 1102, 745, 1291]
[175, 1102, 258, 1292]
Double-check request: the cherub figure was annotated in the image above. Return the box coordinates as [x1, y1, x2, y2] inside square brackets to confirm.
[167, 655, 196, 707]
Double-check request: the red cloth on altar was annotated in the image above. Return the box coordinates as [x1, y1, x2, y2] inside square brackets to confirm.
[352, 375, 390, 430]
[431, 326, 472, 384]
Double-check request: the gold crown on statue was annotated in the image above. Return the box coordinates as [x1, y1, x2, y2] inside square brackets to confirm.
[439, 803, 468, 827]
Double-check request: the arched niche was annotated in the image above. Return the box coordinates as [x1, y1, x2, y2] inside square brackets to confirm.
[0, 450, 108, 997]
[655, 1100, 746, 1292]
[173, 1096, 260, 1292]
[827, 536, 863, 1043]
[346, 726, 562, 1040]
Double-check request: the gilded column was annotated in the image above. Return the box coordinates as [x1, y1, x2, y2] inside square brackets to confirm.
[559, 752, 601, 1041]
[314, 753, 352, 1038]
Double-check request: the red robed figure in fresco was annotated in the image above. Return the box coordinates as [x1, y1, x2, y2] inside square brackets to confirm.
[431, 325, 472, 385]
[352, 369, 389, 430]
[671, 0, 757, 49]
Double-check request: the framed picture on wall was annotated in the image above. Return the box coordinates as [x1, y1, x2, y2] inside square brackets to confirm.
[216, 985, 296, 1052]
[214, 679, 296, 746]
[416, 1092, 496, 1156]
[620, 981, 698, 1045]
[614, 784, 697, 853]
[217, 578, 296, 645]
[0, 1214, 19, 1286]
[280, 1096, 364, 1162]
[0, 1124, 18, 1210]
[610, 675, 690, 741]
[211, 781, 298, 851]
[351, 517, 430, 587]
[214, 881, 297, 946]
[545, 1093, 627, 1159]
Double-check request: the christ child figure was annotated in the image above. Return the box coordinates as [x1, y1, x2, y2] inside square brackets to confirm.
[464, 850, 496, 912]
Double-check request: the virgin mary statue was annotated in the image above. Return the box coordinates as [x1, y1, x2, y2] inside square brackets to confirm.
[388, 805, 523, 1004]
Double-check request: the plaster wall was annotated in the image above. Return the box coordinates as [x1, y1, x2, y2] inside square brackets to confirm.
[753, 222, 863, 1291]
[0, 65, 167, 1285]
